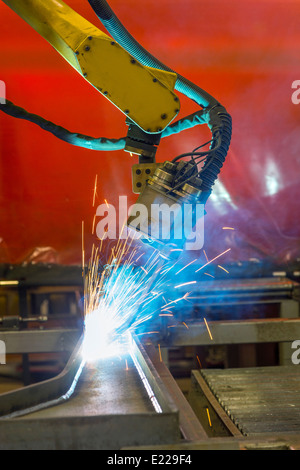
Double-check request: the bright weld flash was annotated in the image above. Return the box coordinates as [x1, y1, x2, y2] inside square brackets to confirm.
[81, 237, 170, 363]
[82, 306, 128, 362]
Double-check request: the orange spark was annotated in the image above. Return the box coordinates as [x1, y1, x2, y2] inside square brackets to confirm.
[135, 253, 145, 262]
[161, 292, 191, 309]
[82, 221, 85, 275]
[174, 281, 196, 289]
[158, 344, 162, 362]
[204, 317, 213, 340]
[196, 355, 202, 368]
[218, 265, 229, 274]
[175, 258, 197, 275]
[183, 291, 192, 301]
[206, 407, 212, 427]
[182, 322, 189, 329]
[104, 198, 109, 208]
[92, 214, 96, 235]
[204, 272, 215, 278]
[92, 174, 98, 207]
[222, 226, 235, 230]
[160, 309, 174, 314]
[195, 248, 231, 273]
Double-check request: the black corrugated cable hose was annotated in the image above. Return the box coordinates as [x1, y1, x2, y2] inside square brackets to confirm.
[0, 101, 209, 151]
[0, 100, 126, 151]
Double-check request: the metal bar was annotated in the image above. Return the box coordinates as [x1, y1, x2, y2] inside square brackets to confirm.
[0, 335, 85, 418]
[165, 318, 300, 346]
[189, 370, 242, 438]
[173, 277, 299, 294]
[129, 335, 178, 414]
[182, 296, 298, 306]
[171, 277, 300, 307]
[144, 341, 208, 441]
[124, 435, 299, 450]
[0, 328, 81, 353]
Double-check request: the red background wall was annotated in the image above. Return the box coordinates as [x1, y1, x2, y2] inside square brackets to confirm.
[0, 0, 299, 267]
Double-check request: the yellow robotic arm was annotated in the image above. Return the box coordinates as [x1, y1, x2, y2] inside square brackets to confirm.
[2, 0, 179, 135]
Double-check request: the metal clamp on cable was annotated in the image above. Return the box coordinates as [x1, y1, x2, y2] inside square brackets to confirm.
[124, 119, 162, 162]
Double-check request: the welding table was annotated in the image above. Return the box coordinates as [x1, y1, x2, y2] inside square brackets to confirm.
[1, 331, 300, 449]
[196, 365, 300, 436]
[1, 275, 300, 449]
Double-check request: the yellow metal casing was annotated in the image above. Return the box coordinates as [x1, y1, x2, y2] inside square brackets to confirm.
[131, 163, 164, 194]
[3, 0, 180, 133]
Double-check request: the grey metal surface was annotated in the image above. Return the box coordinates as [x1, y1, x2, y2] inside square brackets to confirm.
[21, 356, 155, 418]
[0, 336, 181, 449]
[165, 318, 300, 347]
[173, 277, 300, 303]
[200, 366, 300, 436]
[0, 335, 84, 418]
[144, 341, 208, 441]
[2, 317, 300, 351]
[189, 370, 242, 438]
[0, 328, 81, 353]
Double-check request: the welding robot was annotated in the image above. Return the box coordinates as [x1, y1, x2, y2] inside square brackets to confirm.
[0, 0, 232, 258]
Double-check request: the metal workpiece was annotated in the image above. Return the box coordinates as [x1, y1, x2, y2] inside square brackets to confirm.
[0, 335, 85, 419]
[143, 341, 207, 442]
[0, 335, 183, 449]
